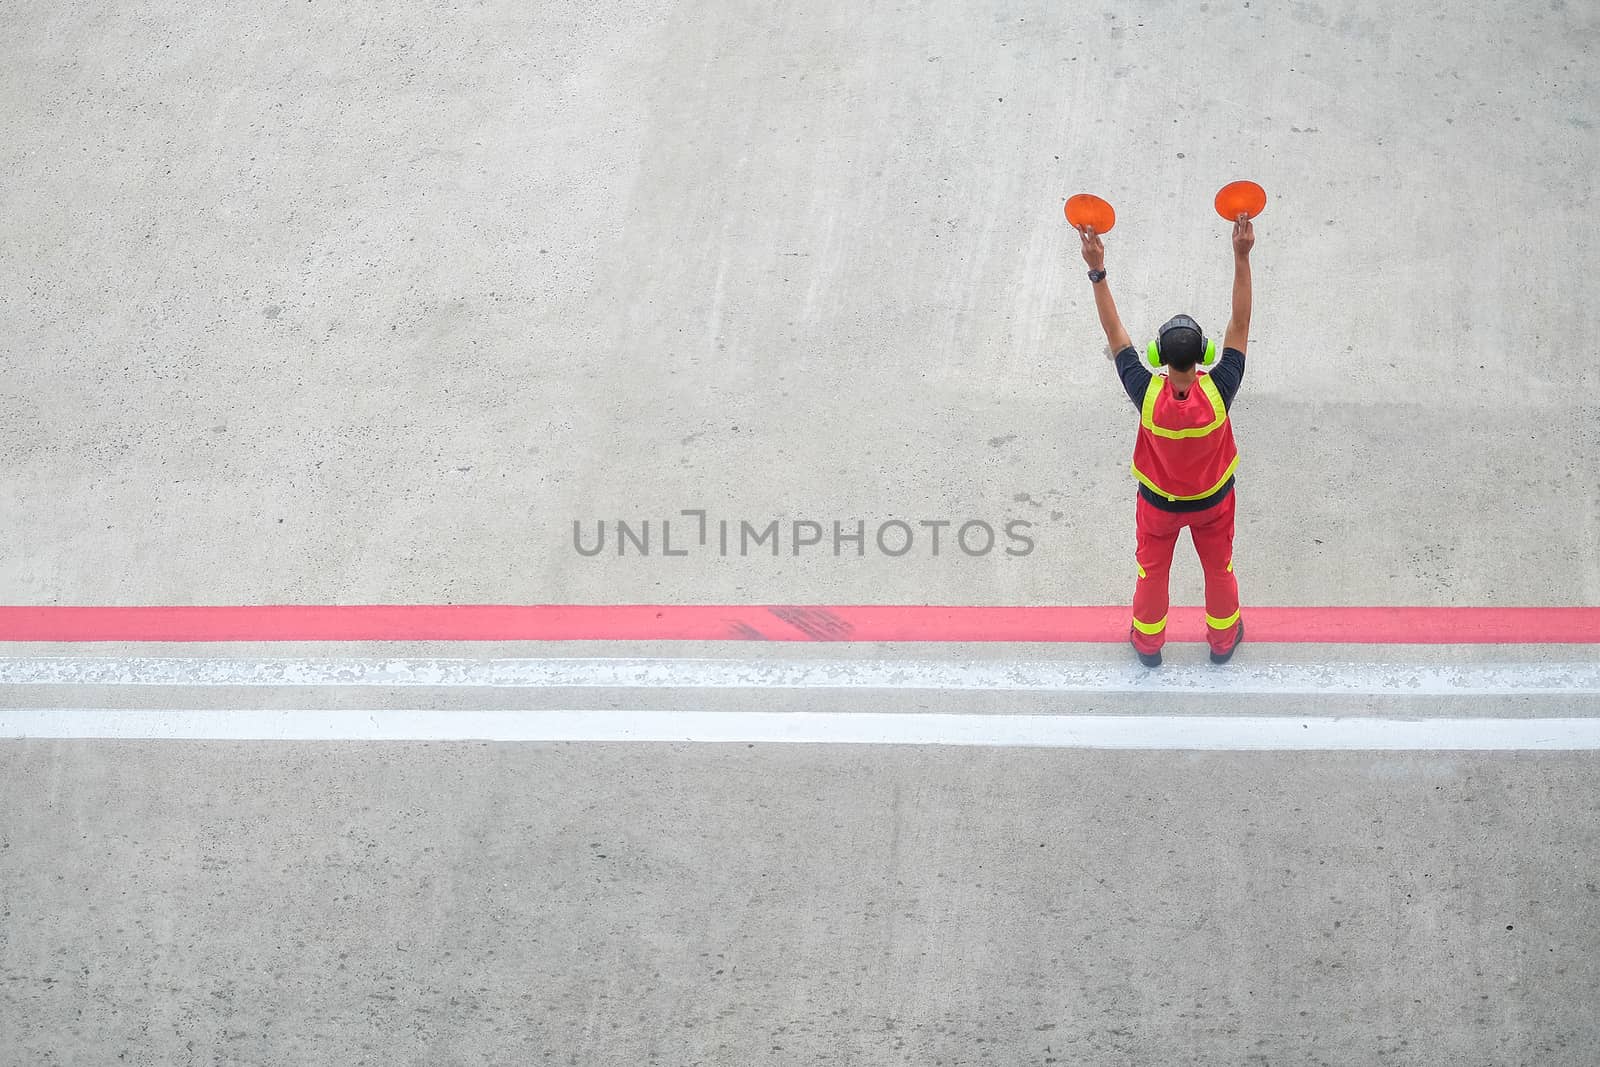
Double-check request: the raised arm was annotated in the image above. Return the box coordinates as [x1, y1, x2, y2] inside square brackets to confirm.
[1079, 225, 1132, 355]
[1222, 214, 1254, 354]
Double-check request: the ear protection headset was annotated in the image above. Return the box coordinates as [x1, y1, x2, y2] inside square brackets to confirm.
[1146, 314, 1218, 369]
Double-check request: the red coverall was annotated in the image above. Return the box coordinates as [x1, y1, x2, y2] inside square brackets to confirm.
[1128, 370, 1243, 657]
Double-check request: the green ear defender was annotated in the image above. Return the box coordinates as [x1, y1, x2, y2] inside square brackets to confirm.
[1146, 315, 1218, 369]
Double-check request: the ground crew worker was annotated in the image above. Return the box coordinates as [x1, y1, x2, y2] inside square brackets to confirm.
[1078, 213, 1255, 666]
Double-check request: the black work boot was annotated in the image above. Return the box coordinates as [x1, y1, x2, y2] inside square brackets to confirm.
[1130, 628, 1162, 668]
[1209, 619, 1244, 665]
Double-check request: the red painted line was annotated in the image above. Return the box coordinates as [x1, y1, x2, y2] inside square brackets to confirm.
[1, 605, 1598, 643]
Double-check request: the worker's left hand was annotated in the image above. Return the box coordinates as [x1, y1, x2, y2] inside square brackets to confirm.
[1079, 225, 1106, 271]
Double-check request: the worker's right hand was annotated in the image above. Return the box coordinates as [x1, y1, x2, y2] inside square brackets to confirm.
[1232, 214, 1255, 257]
[1079, 225, 1106, 271]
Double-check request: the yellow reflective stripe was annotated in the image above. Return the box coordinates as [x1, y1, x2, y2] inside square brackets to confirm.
[1140, 375, 1227, 440]
[1132, 615, 1167, 635]
[1206, 609, 1241, 630]
[1130, 453, 1240, 501]
[1226, 560, 1233, 573]
[1137, 562, 1147, 579]
[1139, 376, 1162, 433]
[1199, 374, 1227, 419]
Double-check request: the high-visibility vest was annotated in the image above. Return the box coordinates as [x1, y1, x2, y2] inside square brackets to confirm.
[1130, 372, 1239, 502]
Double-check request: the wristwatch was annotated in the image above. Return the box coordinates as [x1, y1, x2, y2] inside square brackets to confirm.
[1088, 268, 1107, 283]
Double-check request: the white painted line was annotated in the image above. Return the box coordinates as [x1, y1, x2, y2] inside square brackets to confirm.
[3, 708, 1600, 748]
[2, 657, 1598, 695]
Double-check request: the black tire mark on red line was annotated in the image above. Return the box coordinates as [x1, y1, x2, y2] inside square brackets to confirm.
[767, 605, 855, 641]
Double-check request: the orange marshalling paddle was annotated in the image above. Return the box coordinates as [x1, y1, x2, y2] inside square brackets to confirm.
[1064, 193, 1115, 233]
[1214, 179, 1267, 220]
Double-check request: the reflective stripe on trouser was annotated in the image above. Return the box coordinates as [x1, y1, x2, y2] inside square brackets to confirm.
[1132, 614, 1167, 636]
[1131, 491, 1241, 656]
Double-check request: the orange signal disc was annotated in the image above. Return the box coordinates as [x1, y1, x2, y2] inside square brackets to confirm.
[1214, 180, 1267, 221]
[1064, 193, 1115, 234]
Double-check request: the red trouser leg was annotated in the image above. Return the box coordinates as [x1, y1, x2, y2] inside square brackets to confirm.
[1188, 491, 1242, 654]
[1131, 495, 1182, 654]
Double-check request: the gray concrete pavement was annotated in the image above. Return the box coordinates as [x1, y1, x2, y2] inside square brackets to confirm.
[3, 0, 1600, 1062]
[2, 0, 1596, 608]
[4, 742, 1599, 1065]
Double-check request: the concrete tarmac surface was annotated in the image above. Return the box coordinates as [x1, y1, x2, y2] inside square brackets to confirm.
[5, 742, 1600, 1065]
[3, 0, 1599, 1062]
